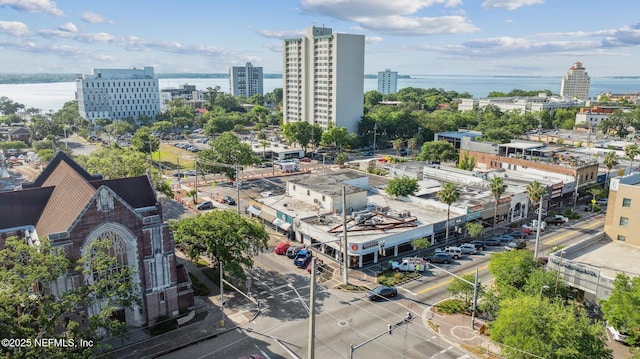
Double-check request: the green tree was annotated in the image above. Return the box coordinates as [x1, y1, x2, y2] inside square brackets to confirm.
[602, 151, 619, 187]
[152, 120, 175, 134]
[0, 236, 140, 358]
[465, 222, 484, 239]
[130, 127, 160, 154]
[457, 151, 476, 171]
[0, 96, 25, 115]
[385, 175, 419, 198]
[282, 121, 313, 149]
[601, 273, 640, 347]
[490, 295, 612, 359]
[488, 249, 538, 291]
[204, 86, 221, 109]
[526, 180, 547, 224]
[410, 238, 431, 257]
[392, 138, 404, 156]
[334, 153, 349, 166]
[489, 177, 508, 234]
[321, 126, 348, 152]
[416, 141, 456, 163]
[169, 211, 269, 280]
[447, 273, 483, 306]
[438, 183, 460, 241]
[407, 138, 418, 158]
[198, 132, 260, 179]
[625, 144, 640, 171]
[364, 90, 383, 108]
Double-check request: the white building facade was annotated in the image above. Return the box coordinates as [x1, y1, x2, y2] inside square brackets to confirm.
[76, 67, 161, 122]
[560, 62, 591, 100]
[282, 26, 364, 133]
[229, 62, 263, 98]
[377, 69, 398, 94]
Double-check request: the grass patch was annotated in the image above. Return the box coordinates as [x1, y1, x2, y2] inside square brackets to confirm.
[377, 270, 421, 286]
[336, 284, 370, 292]
[194, 258, 209, 267]
[152, 143, 195, 170]
[434, 298, 470, 315]
[460, 344, 502, 359]
[427, 320, 440, 332]
[188, 272, 210, 296]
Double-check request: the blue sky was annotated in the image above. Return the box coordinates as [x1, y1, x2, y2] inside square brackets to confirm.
[1, 0, 640, 76]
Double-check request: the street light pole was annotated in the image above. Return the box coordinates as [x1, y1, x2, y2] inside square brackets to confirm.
[534, 195, 543, 260]
[373, 123, 377, 153]
[307, 257, 316, 359]
[342, 186, 349, 285]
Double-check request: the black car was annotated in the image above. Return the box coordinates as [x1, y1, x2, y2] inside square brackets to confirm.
[423, 252, 452, 264]
[469, 240, 486, 250]
[367, 286, 398, 301]
[286, 246, 301, 259]
[196, 201, 214, 210]
[223, 196, 236, 205]
[483, 237, 502, 246]
[509, 230, 528, 239]
[505, 239, 526, 250]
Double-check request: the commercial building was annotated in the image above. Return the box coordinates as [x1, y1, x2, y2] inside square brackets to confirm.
[282, 26, 364, 133]
[76, 67, 161, 122]
[229, 62, 263, 98]
[0, 152, 193, 327]
[560, 62, 591, 100]
[458, 94, 583, 114]
[604, 172, 640, 245]
[377, 69, 398, 94]
[160, 83, 205, 111]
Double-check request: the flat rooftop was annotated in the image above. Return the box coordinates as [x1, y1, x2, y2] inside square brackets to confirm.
[564, 239, 640, 279]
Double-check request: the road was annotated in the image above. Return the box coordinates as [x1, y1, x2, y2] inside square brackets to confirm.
[159, 214, 604, 359]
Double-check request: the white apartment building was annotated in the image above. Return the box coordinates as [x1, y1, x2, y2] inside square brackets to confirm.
[560, 62, 591, 100]
[282, 26, 364, 133]
[229, 62, 263, 98]
[76, 67, 161, 122]
[377, 69, 398, 94]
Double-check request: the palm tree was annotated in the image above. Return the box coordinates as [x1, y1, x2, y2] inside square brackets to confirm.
[488, 177, 508, 234]
[407, 138, 418, 158]
[438, 183, 460, 242]
[392, 138, 404, 156]
[602, 151, 619, 187]
[526, 180, 547, 259]
[260, 140, 268, 159]
[625, 144, 639, 171]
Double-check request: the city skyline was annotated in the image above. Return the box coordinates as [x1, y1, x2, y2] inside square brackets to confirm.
[1, 0, 640, 76]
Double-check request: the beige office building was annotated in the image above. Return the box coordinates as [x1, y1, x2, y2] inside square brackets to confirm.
[560, 62, 591, 100]
[604, 172, 640, 247]
[282, 26, 364, 133]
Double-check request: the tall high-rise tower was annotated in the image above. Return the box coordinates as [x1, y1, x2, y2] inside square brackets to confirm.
[377, 69, 398, 94]
[229, 62, 263, 98]
[282, 26, 364, 133]
[561, 62, 591, 100]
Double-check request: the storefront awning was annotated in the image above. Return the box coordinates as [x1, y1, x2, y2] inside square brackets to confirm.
[272, 218, 292, 231]
[247, 205, 261, 216]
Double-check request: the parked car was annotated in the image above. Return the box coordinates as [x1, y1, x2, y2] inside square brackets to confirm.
[435, 246, 462, 259]
[172, 172, 188, 178]
[523, 220, 547, 232]
[274, 242, 290, 255]
[238, 355, 265, 359]
[483, 237, 502, 246]
[509, 230, 528, 239]
[367, 286, 398, 301]
[223, 196, 236, 205]
[286, 246, 301, 259]
[495, 234, 514, 242]
[294, 249, 312, 268]
[196, 201, 214, 210]
[517, 227, 532, 235]
[261, 162, 273, 168]
[545, 217, 565, 226]
[423, 252, 452, 264]
[553, 215, 569, 223]
[607, 324, 628, 343]
[300, 157, 312, 162]
[469, 240, 486, 250]
[459, 243, 478, 255]
[364, 151, 374, 156]
[505, 239, 527, 251]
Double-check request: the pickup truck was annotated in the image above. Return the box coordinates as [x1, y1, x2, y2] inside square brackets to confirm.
[391, 258, 426, 272]
[293, 249, 312, 268]
[545, 217, 565, 226]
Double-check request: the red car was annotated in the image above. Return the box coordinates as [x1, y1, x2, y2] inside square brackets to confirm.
[300, 157, 312, 162]
[274, 242, 290, 255]
[516, 227, 532, 235]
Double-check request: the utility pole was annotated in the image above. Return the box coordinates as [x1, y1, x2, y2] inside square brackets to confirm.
[572, 174, 580, 211]
[219, 260, 225, 327]
[342, 186, 349, 285]
[307, 257, 316, 359]
[236, 164, 241, 214]
[194, 159, 198, 202]
[534, 195, 543, 260]
[373, 123, 377, 153]
[471, 267, 479, 329]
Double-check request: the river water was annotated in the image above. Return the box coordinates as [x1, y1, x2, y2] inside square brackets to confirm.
[1, 76, 638, 112]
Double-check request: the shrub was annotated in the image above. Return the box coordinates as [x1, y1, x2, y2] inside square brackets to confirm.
[188, 272, 210, 296]
[436, 299, 468, 314]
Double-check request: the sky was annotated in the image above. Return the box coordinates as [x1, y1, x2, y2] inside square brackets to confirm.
[1, 0, 640, 77]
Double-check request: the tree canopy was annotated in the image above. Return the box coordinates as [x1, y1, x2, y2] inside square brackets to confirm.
[385, 176, 419, 198]
[169, 211, 269, 280]
[197, 132, 261, 179]
[417, 141, 456, 163]
[601, 273, 640, 346]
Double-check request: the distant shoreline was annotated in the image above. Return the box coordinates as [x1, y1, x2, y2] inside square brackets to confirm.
[0, 73, 410, 84]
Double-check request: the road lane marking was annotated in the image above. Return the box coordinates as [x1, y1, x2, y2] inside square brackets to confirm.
[542, 219, 603, 245]
[416, 264, 489, 295]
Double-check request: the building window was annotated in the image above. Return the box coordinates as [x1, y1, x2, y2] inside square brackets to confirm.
[623, 198, 631, 207]
[159, 292, 165, 302]
[619, 217, 629, 226]
[307, 190, 310, 196]
[617, 235, 626, 241]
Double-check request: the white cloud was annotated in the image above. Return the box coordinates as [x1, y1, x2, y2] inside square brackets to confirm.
[263, 42, 282, 52]
[365, 36, 383, 44]
[0, 0, 63, 16]
[38, 29, 115, 43]
[0, 21, 30, 36]
[81, 11, 111, 24]
[481, 0, 544, 11]
[59, 22, 77, 33]
[258, 29, 306, 39]
[300, 0, 476, 36]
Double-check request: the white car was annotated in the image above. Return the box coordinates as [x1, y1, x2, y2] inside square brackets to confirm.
[523, 220, 547, 232]
[435, 246, 462, 259]
[459, 243, 478, 255]
[607, 325, 628, 343]
[553, 215, 569, 223]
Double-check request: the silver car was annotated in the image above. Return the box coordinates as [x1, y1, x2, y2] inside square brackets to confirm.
[459, 243, 478, 255]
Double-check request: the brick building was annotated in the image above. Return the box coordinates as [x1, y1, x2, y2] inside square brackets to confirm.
[0, 152, 193, 327]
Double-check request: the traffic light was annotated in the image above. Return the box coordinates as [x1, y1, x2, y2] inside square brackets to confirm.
[388, 324, 392, 335]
